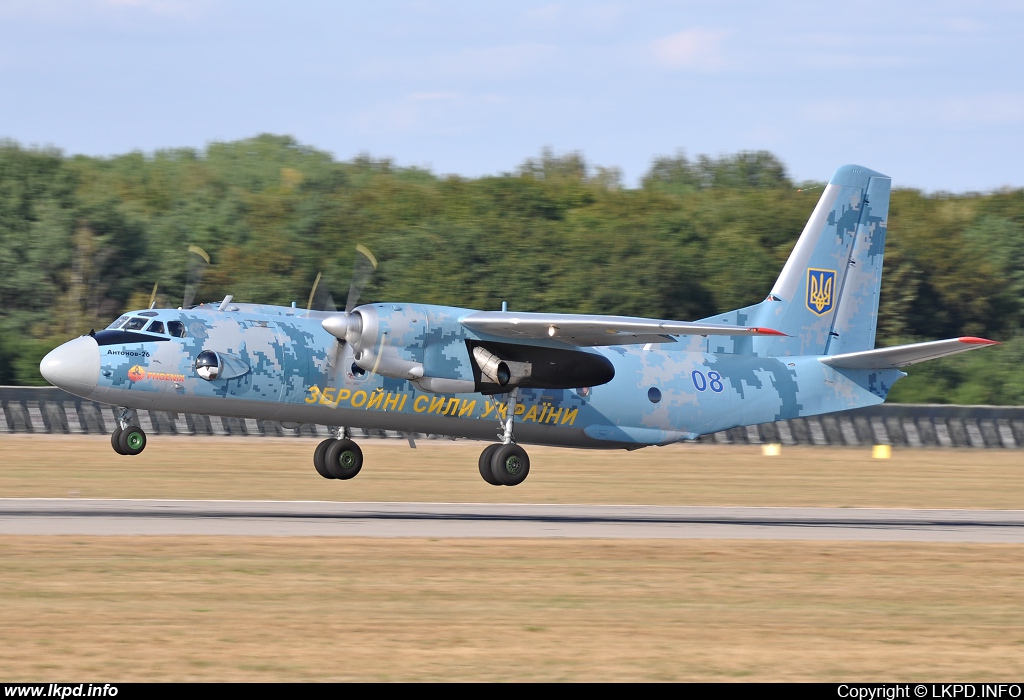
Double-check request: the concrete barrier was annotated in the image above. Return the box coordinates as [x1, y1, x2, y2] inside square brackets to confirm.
[1, 386, 1022, 447]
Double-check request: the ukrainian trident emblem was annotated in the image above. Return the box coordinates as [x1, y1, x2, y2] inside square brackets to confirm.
[806, 268, 836, 315]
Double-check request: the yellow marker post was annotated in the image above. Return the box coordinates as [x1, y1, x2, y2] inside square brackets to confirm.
[762, 443, 782, 457]
[872, 444, 892, 459]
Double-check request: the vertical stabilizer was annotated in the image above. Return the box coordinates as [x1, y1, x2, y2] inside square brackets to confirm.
[745, 165, 890, 356]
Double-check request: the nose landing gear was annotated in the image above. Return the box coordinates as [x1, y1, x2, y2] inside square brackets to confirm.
[110, 408, 147, 456]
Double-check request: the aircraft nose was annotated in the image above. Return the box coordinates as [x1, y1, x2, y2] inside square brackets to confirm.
[39, 335, 101, 396]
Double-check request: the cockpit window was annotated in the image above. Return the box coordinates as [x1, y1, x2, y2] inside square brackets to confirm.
[146, 321, 165, 334]
[167, 321, 187, 338]
[122, 318, 147, 331]
[106, 315, 129, 330]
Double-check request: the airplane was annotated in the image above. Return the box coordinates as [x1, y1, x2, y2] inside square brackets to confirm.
[39, 164, 998, 486]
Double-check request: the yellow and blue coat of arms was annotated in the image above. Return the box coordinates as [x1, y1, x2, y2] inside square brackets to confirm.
[806, 268, 836, 315]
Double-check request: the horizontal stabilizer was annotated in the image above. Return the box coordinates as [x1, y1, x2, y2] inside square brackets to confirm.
[820, 337, 999, 369]
[460, 311, 784, 347]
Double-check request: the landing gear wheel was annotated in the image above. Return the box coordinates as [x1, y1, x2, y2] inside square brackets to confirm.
[478, 444, 503, 485]
[490, 443, 530, 486]
[111, 427, 127, 455]
[314, 438, 337, 479]
[325, 438, 363, 480]
[118, 426, 147, 456]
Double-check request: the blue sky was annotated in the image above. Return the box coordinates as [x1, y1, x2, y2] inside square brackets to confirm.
[1, 0, 1021, 191]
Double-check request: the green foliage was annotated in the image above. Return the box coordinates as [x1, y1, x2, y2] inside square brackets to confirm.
[0, 136, 1022, 403]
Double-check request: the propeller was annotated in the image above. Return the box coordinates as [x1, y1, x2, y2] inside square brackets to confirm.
[306, 271, 337, 313]
[320, 244, 379, 381]
[182, 245, 211, 309]
[345, 243, 378, 314]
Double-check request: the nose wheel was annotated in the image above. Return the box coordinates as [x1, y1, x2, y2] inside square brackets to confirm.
[110, 409, 147, 456]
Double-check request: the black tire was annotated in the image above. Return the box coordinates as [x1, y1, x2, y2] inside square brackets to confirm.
[490, 443, 530, 486]
[478, 444, 503, 485]
[118, 426, 147, 456]
[325, 438, 363, 480]
[111, 427, 127, 455]
[314, 438, 337, 479]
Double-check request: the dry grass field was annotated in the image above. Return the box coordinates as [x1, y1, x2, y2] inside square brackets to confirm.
[1, 434, 1022, 508]
[1, 435, 1022, 681]
[1, 537, 1023, 682]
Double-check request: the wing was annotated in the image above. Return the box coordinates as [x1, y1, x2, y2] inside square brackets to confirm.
[460, 311, 785, 346]
[820, 337, 999, 369]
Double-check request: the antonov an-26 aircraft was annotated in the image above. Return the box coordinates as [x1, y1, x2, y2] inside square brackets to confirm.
[40, 165, 997, 486]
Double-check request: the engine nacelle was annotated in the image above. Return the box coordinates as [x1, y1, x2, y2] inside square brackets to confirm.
[343, 304, 431, 382]
[468, 340, 614, 393]
[352, 345, 424, 381]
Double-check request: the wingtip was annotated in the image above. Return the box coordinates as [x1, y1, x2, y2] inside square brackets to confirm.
[958, 336, 1000, 345]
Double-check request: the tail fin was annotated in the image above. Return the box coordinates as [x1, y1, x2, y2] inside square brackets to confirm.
[701, 164, 891, 357]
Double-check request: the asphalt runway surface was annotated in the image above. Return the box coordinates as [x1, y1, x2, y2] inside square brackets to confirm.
[0, 498, 1022, 542]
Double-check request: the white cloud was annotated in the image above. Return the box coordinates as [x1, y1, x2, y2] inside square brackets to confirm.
[651, 28, 730, 71]
[523, 3, 623, 31]
[408, 92, 460, 102]
[357, 43, 558, 83]
[0, 0, 207, 21]
[801, 94, 1024, 127]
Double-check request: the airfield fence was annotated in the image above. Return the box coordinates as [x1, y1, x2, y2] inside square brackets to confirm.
[1, 386, 1023, 448]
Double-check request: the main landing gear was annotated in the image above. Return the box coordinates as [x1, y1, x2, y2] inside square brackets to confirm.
[478, 390, 531, 487]
[110, 408, 147, 456]
[313, 428, 364, 480]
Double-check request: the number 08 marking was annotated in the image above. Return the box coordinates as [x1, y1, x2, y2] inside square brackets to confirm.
[691, 370, 724, 393]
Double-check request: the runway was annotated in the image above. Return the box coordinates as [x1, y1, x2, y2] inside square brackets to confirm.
[1, 498, 1023, 541]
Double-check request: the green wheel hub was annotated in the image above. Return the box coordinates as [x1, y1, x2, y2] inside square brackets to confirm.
[125, 432, 144, 451]
[338, 450, 357, 470]
[502, 455, 523, 475]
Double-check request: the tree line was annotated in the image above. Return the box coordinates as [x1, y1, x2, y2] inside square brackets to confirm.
[1, 135, 1021, 403]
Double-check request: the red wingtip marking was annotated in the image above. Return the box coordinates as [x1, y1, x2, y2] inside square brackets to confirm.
[753, 327, 787, 336]
[959, 336, 1000, 345]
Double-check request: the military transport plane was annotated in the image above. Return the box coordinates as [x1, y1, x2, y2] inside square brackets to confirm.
[40, 165, 997, 486]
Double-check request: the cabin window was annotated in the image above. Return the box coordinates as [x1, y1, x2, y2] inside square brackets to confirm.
[106, 315, 129, 330]
[122, 318, 147, 331]
[167, 321, 187, 338]
[648, 387, 662, 403]
[146, 321, 165, 334]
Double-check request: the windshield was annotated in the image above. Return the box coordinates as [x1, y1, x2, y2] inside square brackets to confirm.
[122, 318, 147, 331]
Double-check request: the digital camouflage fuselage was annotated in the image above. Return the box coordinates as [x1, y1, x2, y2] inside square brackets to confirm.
[40, 166, 998, 485]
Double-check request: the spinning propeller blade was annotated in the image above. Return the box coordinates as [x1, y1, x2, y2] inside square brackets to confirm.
[183, 245, 210, 309]
[345, 243, 378, 314]
[307, 271, 337, 313]
[319, 244, 379, 383]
